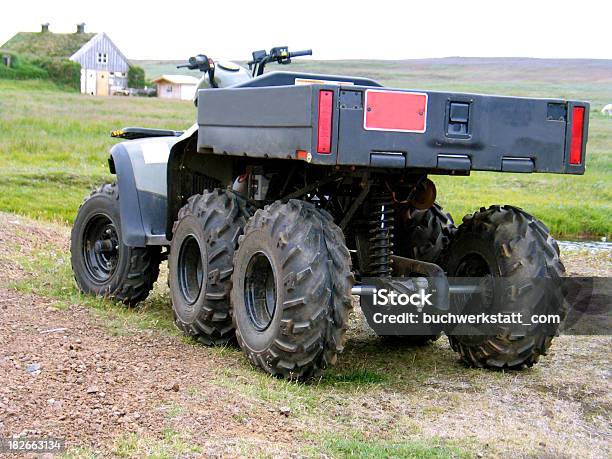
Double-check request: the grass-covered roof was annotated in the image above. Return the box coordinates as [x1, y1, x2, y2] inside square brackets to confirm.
[1, 32, 96, 59]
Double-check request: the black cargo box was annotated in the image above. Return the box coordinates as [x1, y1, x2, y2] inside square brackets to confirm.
[197, 72, 588, 175]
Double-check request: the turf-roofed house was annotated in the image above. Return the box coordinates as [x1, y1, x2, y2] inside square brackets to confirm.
[1, 23, 130, 96]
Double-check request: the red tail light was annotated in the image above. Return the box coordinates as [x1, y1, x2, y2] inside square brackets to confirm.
[317, 90, 333, 154]
[570, 106, 585, 165]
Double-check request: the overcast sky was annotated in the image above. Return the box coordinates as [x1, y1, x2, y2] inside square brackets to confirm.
[2, 0, 610, 61]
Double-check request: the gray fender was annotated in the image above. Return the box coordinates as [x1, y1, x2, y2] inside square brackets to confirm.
[109, 136, 180, 247]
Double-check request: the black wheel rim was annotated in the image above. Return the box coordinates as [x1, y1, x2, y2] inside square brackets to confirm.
[83, 214, 119, 283]
[244, 252, 277, 331]
[177, 235, 204, 305]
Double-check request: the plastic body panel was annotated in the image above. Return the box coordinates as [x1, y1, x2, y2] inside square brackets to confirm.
[196, 76, 588, 175]
[109, 136, 177, 246]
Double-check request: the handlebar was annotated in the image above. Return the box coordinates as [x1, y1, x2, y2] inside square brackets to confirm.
[176, 54, 211, 71]
[289, 49, 312, 58]
[247, 46, 312, 76]
[178, 47, 313, 79]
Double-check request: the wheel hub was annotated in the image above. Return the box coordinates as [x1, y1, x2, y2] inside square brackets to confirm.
[177, 235, 204, 305]
[244, 252, 277, 331]
[83, 215, 119, 283]
[454, 253, 494, 309]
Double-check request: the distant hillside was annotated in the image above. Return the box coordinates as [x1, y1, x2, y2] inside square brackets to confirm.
[134, 57, 612, 107]
[134, 60, 202, 80]
[134, 57, 612, 81]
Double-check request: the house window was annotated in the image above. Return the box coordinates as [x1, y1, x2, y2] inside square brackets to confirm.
[97, 52, 108, 64]
[166, 85, 173, 93]
[2, 55, 10, 67]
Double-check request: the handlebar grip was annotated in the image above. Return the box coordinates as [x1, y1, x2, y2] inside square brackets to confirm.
[289, 49, 312, 58]
[176, 64, 191, 69]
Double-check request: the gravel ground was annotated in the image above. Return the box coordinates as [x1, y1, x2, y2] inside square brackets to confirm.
[0, 288, 300, 456]
[0, 213, 610, 458]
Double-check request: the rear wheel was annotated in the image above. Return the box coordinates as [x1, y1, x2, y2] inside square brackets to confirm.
[445, 205, 566, 369]
[231, 200, 354, 380]
[394, 202, 456, 264]
[70, 183, 161, 306]
[169, 189, 251, 345]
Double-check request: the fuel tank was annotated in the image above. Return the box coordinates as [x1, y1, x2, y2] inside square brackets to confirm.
[196, 60, 251, 91]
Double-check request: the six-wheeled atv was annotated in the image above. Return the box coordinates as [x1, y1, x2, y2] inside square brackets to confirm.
[71, 46, 588, 379]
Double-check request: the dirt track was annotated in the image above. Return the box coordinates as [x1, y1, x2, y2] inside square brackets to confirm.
[0, 213, 610, 458]
[0, 288, 302, 456]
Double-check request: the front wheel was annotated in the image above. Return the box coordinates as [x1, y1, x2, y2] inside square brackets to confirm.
[70, 183, 161, 306]
[231, 200, 354, 380]
[444, 205, 566, 370]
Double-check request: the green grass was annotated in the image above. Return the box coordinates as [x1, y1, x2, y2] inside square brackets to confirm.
[1, 57, 611, 237]
[0, 79, 192, 224]
[112, 429, 202, 458]
[323, 368, 388, 385]
[312, 434, 470, 458]
[61, 447, 98, 459]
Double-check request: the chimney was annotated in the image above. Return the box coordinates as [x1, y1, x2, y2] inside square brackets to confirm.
[76, 23, 85, 34]
[41, 23, 49, 33]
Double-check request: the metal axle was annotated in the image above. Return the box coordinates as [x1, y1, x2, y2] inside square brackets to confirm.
[351, 284, 483, 296]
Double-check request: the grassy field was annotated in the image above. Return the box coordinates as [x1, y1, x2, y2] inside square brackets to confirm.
[1, 57, 611, 237]
[0, 79, 192, 222]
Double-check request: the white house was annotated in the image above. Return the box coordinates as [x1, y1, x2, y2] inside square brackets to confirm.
[69, 29, 130, 96]
[152, 75, 199, 101]
[0, 23, 131, 96]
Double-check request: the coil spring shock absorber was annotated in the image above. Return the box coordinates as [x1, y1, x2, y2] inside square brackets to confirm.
[368, 187, 394, 277]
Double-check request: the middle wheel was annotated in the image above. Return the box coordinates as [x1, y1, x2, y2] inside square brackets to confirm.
[231, 200, 354, 380]
[169, 189, 251, 345]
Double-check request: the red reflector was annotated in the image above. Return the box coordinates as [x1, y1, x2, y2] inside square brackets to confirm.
[317, 90, 333, 154]
[364, 90, 428, 133]
[570, 106, 585, 165]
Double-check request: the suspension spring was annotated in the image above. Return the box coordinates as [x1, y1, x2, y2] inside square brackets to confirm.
[368, 188, 394, 277]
